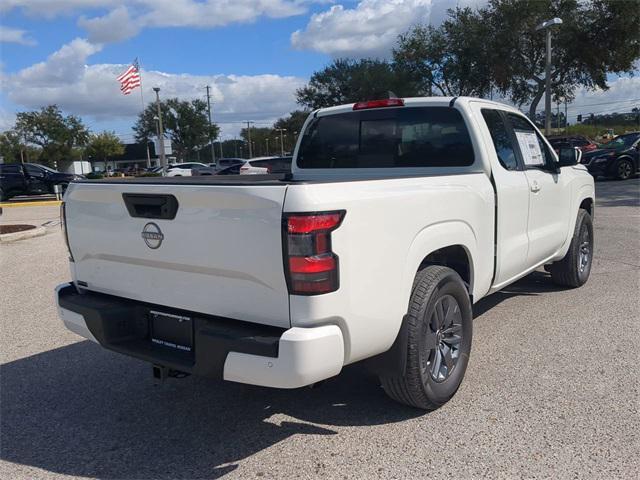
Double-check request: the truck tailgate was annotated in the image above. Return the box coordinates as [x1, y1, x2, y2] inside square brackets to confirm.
[64, 182, 290, 328]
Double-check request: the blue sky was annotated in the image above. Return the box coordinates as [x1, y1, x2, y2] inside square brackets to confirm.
[0, 3, 328, 77]
[1, 0, 638, 140]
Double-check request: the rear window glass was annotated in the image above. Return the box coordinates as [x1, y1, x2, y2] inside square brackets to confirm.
[0, 164, 21, 173]
[297, 107, 474, 169]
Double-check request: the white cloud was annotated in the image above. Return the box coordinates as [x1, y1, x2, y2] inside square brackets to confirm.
[0, 107, 17, 131]
[291, 0, 486, 58]
[561, 76, 640, 121]
[139, 0, 307, 28]
[78, 6, 139, 44]
[0, 26, 37, 46]
[2, 38, 305, 137]
[11, 38, 102, 88]
[0, 1, 119, 17]
[5, 0, 309, 43]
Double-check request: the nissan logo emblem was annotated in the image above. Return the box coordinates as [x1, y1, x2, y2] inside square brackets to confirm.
[141, 222, 164, 249]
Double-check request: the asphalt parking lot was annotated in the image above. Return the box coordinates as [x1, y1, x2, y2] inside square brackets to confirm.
[1, 179, 638, 479]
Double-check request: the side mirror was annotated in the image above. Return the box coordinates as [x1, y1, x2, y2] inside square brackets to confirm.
[558, 147, 581, 167]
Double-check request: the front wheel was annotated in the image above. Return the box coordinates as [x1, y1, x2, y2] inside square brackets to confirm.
[549, 209, 593, 287]
[380, 266, 473, 410]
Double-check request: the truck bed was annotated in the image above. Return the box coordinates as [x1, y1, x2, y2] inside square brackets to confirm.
[76, 174, 296, 186]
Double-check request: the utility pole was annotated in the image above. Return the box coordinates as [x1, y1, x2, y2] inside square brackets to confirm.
[246, 121, 254, 158]
[564, 99, 568, 133]
[556, 101, 560, 130]
[265, 137, 269, 156]
[205, 85, 216, 165]
[275, 128, 286, 156]
[536, 18, 563, 136]
[153, 87, 167, 170]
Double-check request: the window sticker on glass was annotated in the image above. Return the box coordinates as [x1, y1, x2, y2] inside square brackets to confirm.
[515, 130, 544, 166]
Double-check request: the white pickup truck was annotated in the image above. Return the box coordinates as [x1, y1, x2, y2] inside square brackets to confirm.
[56, 97, 594, 410]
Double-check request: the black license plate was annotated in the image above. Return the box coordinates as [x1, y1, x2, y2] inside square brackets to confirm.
[150, 310, 193, 352]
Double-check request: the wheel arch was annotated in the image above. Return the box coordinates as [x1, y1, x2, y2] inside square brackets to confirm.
[402, 221, 478, 306]
[557, 182, 595, 259]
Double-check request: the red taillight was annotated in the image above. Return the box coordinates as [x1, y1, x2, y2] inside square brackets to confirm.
[288, 213, 343, 234]
[353, 98, 404, 110]
[283, 211, 345, 295]
[289, 255, 336, 273]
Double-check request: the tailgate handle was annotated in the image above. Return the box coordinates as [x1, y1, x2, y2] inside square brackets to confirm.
[122, 193, 179, 220]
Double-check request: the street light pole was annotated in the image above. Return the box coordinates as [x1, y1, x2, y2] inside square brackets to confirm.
[246, 121, 254, 158]
[536, 17, 563, 136]
[153, 87, 167, 170]
[205, 85, 216, 165]
[275, 128, 286, 156]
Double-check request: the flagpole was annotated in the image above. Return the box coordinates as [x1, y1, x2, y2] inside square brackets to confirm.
[137, 58, 152, 168]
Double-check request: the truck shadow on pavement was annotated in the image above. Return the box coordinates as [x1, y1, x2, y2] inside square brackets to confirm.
[472, 270, 568, 317]
[0, 340, 420, 479]
[1, 271, 568, 479]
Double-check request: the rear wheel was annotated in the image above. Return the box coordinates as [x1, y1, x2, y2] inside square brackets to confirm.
[380, 265, 472, 410]
[549, 209, 593, 287]
[615, 158, 633, 180]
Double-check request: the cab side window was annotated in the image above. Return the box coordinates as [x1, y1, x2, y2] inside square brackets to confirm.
[507, 113, 555, 169]
[481, 109, 519, 171]
[0, 164, 21, 174]
[25, 164, 45, 177]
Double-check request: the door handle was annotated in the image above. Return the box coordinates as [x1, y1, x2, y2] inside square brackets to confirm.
[530, 181, 541, 193]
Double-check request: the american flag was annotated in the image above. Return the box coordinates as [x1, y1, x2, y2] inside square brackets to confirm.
[117, 59, 141, 95]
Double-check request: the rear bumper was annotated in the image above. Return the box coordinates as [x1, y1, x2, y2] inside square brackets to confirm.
[55, 283, 344, 388]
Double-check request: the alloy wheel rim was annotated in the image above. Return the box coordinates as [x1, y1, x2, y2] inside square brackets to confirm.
[421, 294, 463, 383]
[619, 161, 632, 179]
[578, 224, 591, 273]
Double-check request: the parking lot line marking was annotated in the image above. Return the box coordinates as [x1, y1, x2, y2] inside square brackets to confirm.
[0, 200, 62, 208]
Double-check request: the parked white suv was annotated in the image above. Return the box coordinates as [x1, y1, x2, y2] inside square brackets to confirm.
[166, 162, 213, 176]
[56, 97, 594, 409]
[239, 156, 292, 175]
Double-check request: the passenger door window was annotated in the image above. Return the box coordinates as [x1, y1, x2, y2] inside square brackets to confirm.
[506, 114, 555, 169]
[25, 164, 46, 178]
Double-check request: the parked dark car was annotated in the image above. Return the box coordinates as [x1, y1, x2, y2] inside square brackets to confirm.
[212, 164, 242, 175]
[0, 163, 83, 201]
[580, 132, 640, 180]
[210, 158, 246, 171]
[548, 135, 599, 153]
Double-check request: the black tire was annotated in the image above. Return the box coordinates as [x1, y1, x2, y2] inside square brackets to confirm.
[380, 265, 472, 410]
[549, 209, 593, 287]
[615, 158, 634, 180]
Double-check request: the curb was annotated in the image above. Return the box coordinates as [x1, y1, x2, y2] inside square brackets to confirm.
[0, 226, 47, 243]
[0, 200, 62, 208]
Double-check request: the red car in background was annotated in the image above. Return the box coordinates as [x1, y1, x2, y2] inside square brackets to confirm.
[548, 135, 599, 152]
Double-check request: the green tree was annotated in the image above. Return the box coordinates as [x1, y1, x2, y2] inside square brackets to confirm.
[481, 0, 640, 118]
[239, 127, 276, 157]
[0, 130, 26, 163]
[394, 7, 494, 97]
[133, 98, 219, 161]
[85, 131, 125, 170]
[296, 58, 419, 110]
[273, 110, 310, 153]
[14, 105, 89, 167]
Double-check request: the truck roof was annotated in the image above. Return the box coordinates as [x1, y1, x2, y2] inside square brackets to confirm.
[314, 96, 519, 117]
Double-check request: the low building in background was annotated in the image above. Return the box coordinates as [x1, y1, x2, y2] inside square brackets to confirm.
[89, 142, 159, 172]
